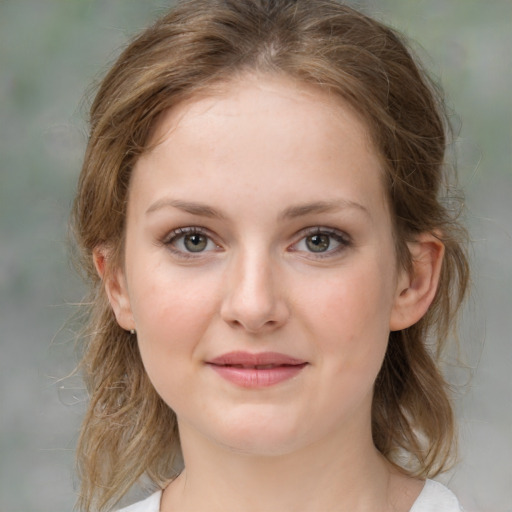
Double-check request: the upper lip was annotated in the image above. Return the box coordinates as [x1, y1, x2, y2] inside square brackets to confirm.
[207, 351, 307, 368]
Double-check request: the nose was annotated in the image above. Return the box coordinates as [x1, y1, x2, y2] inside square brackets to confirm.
[220, 249, 290, 334]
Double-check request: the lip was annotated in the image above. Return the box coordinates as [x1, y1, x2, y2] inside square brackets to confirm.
[206, 351, 308, 388]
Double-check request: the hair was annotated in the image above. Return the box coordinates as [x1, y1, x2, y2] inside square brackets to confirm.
[71, 0, 469, 510]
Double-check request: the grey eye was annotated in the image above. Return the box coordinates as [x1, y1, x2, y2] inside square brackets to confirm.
[183, 233, 208, 252]
[305, 234, 330, 252]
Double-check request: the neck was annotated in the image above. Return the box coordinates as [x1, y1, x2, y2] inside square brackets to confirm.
[161, 418, 410, 512]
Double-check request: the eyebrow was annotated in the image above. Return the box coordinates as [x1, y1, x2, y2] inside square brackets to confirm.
[145, 198, 370, 220]
[279, 200, 371, 221]
[146, 199, 227, 219]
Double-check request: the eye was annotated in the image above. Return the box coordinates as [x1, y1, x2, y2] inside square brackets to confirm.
[305, 233, 331, 252]
[182, 233, 209, 252]
[165, 227, 219, 255]
[291, 228, 351, 257]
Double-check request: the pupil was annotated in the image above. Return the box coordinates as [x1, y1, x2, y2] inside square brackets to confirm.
[306, 234, 330, 252]
[184, 234, 207, 252]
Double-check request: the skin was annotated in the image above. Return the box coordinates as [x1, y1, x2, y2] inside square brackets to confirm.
[97, 74, 444, 511]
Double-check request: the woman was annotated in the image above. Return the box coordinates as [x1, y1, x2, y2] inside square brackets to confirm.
[71, 0, 469, 510]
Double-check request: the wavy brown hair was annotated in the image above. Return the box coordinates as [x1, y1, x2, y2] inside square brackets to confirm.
[71, 0, 469, 510]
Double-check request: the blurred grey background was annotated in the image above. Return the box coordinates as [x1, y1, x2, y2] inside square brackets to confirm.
[0, 1, 510, 511]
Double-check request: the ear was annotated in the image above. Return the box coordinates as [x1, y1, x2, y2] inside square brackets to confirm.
[389, 233, 444, 331]
[93, 247, 135, 332]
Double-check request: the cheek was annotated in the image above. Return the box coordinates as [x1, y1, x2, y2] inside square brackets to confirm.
[302, 261, 395, 367]
[128, 262, 221, 354]
[129, 269, 222, 405]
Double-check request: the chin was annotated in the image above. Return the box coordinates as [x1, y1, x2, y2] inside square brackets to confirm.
[204, 407, 310, 457]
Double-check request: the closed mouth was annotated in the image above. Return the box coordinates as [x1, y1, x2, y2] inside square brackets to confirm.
[216, 363, 305, 369]
[206, 352, 308, 387]
[206, 351, 307, 367]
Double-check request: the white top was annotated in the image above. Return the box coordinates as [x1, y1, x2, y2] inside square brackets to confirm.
[410, 480, 464, 511]
[117, 479, 463, 511]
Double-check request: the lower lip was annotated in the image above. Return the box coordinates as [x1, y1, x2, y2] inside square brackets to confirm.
[208, 364, 308, 388]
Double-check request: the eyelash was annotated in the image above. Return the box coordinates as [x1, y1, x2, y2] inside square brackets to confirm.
[290, 227, 352, 259]
[163, 226, 352, 259]
[163, 226, 220, 260]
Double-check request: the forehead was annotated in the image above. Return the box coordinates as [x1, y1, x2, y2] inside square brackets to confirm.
[131, 73, 388, 220]
[148, 73, 376, 154]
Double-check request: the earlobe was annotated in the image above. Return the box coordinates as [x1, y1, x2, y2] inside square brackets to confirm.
[93, 247, 135, 331]
[389, 233, 444, 331]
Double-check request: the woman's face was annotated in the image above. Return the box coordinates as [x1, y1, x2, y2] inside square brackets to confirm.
[108, 75, 411, 456]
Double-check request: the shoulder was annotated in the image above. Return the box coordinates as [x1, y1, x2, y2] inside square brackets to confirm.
[115, 490, 162, 512]
[410, 480, 464, 512]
